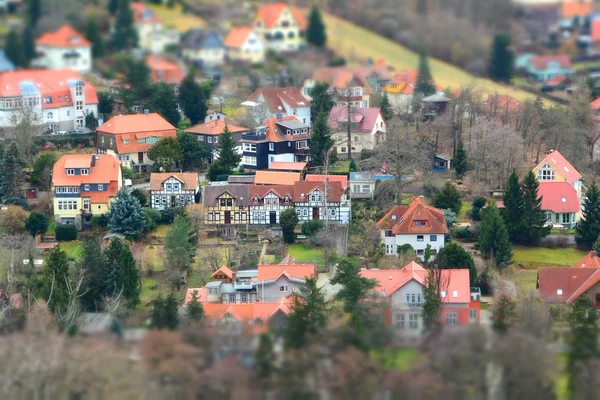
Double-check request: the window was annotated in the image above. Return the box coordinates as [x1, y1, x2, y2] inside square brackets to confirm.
[220, 199, 226, 206]
[469, 308, 477, 321]
[445, 312, 457, 326]
[296, 140, 307, 149]
[396, 314, 405, 329]
[98, 184, 104, 191]
[269, 143, 274, 151]
[75, 82, 83, 97]
[415, 220, 426, 227]
[279, 285, 289, 292]
[354, 136, 358, 142]
[123, 139, 129, 144]
[538, 163, 555, 181]
[242, 156, 257, 166]
[243, 143, 257, 152]
[362, 184, 370, 193]
[66, 110, 70, 117]
[43, 96, 52, 104]
[226, 199, 232, 206]
[76, 101, 83, 111]
[284, 196, 289, 203]
[208, 213, 213, 221]
[83, 199, 90, 210]
[229, 294, 236, 303]
[57, 200, 78, 210]
[80, 169, 89, 175]
[241, 293, 248, 303]
[65, 96, 69, 102]
[208, 137, 213, 143]
[84, 184, 89, 191]
[430, 235, 437, 242]
[215, 213, 220, 221]
[409, 314, 419, 329]
[417, 235, 424, 242]
[292, 108, 297, 115]
[66, 169, 74, 176]
[234, 212, 240, 221]
[198, 135, 204, 141]
[242, 213, 247, 220]
[562, 213, 571, 224]
[417, 249, 424, 256]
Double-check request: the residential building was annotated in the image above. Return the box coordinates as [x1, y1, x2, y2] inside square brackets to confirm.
[130, 1, 180, 54]
[433, 155, 452, 172]
[305, 174, 348, 191]
[34, 25, 92, 73]
[349, 172, 376, 199]
[524, 55, 574, 82]
[384, 70, 417, 114]
[360, 262, 480, 335]
[538, 251, 600, 304]
[328, 106, 386, 156]
[0, 69, 99, 132]
[562, 0, 591, 19]
[96, 113, 177, 172]
[203, 184, 251, 225]
[293, 180, 350, 224]
[185, 118, 248, 162]
[377, 196, 448, 259]
[52, 154, 122, 229]
[538, 182, 580, 229]
[253, 2, 306, 52]
[224, 26, 265, 64]
[302, 66, 381, 107]
[181, 28, 226, 68]
[240, 116, 311, 170]
[248, 87, 311, 126]
[249, 184, 294, 224]
[146, 55, 185, 93]
[533, 150, 582, 198]
[254, 171, 301, 186]
[268, 161, 307, 173]
[149, 172, 199, 211]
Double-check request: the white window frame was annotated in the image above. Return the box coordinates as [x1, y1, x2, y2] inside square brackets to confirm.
[98, 184, 104, 191]
[66, 169, 74, 176]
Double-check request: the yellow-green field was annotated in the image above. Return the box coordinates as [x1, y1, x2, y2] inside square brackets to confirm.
[149, 3, 204, 31]
[323, 13, 538, 101]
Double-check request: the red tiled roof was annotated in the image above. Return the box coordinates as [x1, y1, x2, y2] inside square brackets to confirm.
[97, 113, 176, 134]
[53, 154, 121, 198]
[0, 69, 98, 108]
[210, 266, 234, 280]
[185, 119, 247, 135]
[531, 55, 572, 70]
[536, 150, 582, 184]
[149, 172, 198, 191]
[146, 55, 184, 84]
[131, 1, 161, 24]
[312, 67, 373, 93]
[538, 182, 580, 214]
[224, 26, 254, 48]
[199, 300, 292, 333]
[184, 287, 208, 304]
[250, 184, 294, 202]
[258, 115, 310, 143]
[268, 161, 307, 172]
[563, 0, 592, 18]
[257, 263, 316, 282]
[376, 197, 448, 235]
[328, 106, 384, 132]
[305, 174, 348, 190]
[248, 87, 311, 114]
[254, 171, 301, 186]
[36, 25, 90, 48]
[590, 97, 600, 110]
[546, 75, 568, 86]
[292, 181, 342, 202]
[573, 251, 600, 269]
[537, 268, 600, 303]
[256, 2, 306, 29]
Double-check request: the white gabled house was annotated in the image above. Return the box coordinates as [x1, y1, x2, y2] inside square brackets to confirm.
[149, 172, 199, 211]
[249, 185, 294, 225]
[292, 181, 350, 224]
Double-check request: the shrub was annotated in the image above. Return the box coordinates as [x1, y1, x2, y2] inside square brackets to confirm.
[144, 208, 161, 232]
[451, 226, 476, 240]
[25, 211, 49, 236]
[177, 120, 192, 130]
[545, 236, 569, 249]
[422, 183, 439, 198]
[327, 57, 346, 67]
[397, 244, 414, 254]
[91, 214, 108, 228]
[4, 197, 29, 210]
[360, 149, 375, 160]
[55, 223, 78, 241]
[477, 268, 493, 296]
[472, 196, 487, 209]
[301, 219, 324, 237]
[122, 167, 135, 180]
[471, 207, 481, 221]
[159, 207, 186, 224]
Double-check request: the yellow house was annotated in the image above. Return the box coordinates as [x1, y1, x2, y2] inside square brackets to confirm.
[52, 154, 122, 230]
[532, 150, 582, 198]
[253, 2, 306, 52]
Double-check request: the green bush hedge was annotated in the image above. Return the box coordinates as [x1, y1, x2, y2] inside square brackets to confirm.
[55, 224, 78, 241]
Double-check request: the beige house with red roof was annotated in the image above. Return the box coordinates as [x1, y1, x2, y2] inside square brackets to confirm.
[130, 1, 180, 54]
[0, 69, 98, 132]
[328, 106, 387, 155]
[52, 154, 122, 229]
[253, 2, 306, 52]
[248, 87, 311, 126]
[224, 26, 265, 64]
[96, 113, 177, 172]
[34, 25, 91, 73]
[146, 55, 185, 93]
[149, 172, 199, 211]
[378, 196, 448, 259]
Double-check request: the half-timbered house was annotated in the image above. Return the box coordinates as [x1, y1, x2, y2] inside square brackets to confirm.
[292, 181, 350, 224]
[203, 185, 250, 225]
[149, 172, 199, 211]
[249, 185, 294, 225]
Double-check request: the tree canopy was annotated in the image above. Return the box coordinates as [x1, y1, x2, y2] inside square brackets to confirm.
[178, 72, 211, 125]
[285, 277, 327, 349]
[576, 182, 600, 247]
[215, 125, 241, 172]
[85, 18, 105, 58]
[433, 181, 462, 214]
[310, 81, 335, 121]
[111, 0, 138, 51]
[415, 48, 436, 96]
[150, 83, 180, 127]
[479, 203, 512, 268]
[309, 112, 335, 167]
[279, 209, 299, 244]
[488, 33, 514, 82]
[177, 131, 210, 170]
[306, 6, 327, 48]
[148, 137, 183, 172]
[107, 189, 145, 237]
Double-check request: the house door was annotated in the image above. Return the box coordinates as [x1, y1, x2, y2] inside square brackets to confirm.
[170, 196, 176, 208]
[269, 211, 277, 224]
[312, 207, 319, 220]
[138, 152, 144, 163]
[225, 211, 231, 224]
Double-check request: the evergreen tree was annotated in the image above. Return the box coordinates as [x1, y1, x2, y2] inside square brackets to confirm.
[349, 159, 357, 172]
[79, 238, 108, 311]
[436, 242, 477, 286]
[380, 91, 393, 121]
[285, 277, 326, 349]
[479, 204, 513, 269]
[27, 0, 41, 27]
[107, 188, 145, 237]
[42, 246, 70, 315]
[576, 182, 600, 247]
[306, 5, 326, 48]
[453, 140, 467, 178]
[131, 188, 147, 207]
[111, 0, 138, 51]
[1, 143, 25, 198]
[309, 112, 335, 167]
[255, 333, 275, 380]
[107, 0, 120, 15]
[85, 112, 98, 130]
[593, 235, 600, 254]
[422, 266, 442, 333]
[165, 215, 196, 290]
[521, 170, 551, 243]
[279, 208, 299, 244]
[147, 137, 183, 172]
[85, 18, 105, 58]
[98, 92, 114, 116]
[310, 81, 334, 121]
[25, 211, 48, 236]
[491, 291, 517, 333]
[215, 125, 241, 172]
[22, 28, 36, 67]
[104, 259, 120, 298]
[502, 170, 524, 242]
[187, 290, 204, 321]
[4, 30, 24, 68]
[104, 239, 141, 307]
[177, 131, 210, 170]
[488, 33, 514, 82]
[567, 296, 599, 396]
[415, 48, 436, 96]
[178, 73, 211, 125]
[150, 82, 180, 126]
[149, 293, 180, 330]
[432, 181, 462, 214]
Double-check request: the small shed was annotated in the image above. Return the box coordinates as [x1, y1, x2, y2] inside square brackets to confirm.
[433, 155, 452, 171]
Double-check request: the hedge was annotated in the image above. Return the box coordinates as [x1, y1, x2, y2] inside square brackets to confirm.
[55, 223, 78, 241]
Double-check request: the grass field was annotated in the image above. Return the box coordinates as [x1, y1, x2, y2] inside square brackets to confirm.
[374, 348, 420, 371]
[148, 3, 205, 31]
[323, 13, 539, 102]
[512, 245, 587, 269]
[59, 241, 83, 261]
[287, 244, 326, 268]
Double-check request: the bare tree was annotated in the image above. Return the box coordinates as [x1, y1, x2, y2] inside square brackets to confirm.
[202, 247, 222, 272]
[5, 106, 44, 166]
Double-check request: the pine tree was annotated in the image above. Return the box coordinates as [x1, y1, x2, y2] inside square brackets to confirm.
[310, 81, 334, 121]
[488, 33, 514, 82]
[117, 241, 141, 307]
[216, 125, 241, 172]
[256, 333, 275, 379]
[107, 188, 145, 237]
[187, 290, 204, 321]
[1, 143, 25, 198]
[104, 259, 120, 298]
[111, 0, 138, 51]
[415, 48, 436, 96]
[380, 91, 393, 121]
[433, 181, 462, 214]
[453, 140, 468, 178]
[107, 0, 120, 15]
[593, 236, 600, 254]
[521, 171, 551, 243]
[177, 131, 210, 170]
[178, 72, 211, 125]
[436, 242, 477, 286]
[22, 28, 36, 67]
[567, 296, 599, 395]
[165, 215, 196, 290]
[479, 204, 513, 269]
[85, 18, 105, 58]
[4, 30, 24, 68]
[502, 170, 524, 242]
[149, 293, 180, 330]
[79, 238, 108, 311]
[309, 112, 335, 167]
[149, 83, 180, 126]
[306, 5, 326, 48]
[349, 159, 357, 172]
[422, 266, 442, 333]
[27, 0, 41, 27]
[285, 277, 326, 349]
[42, 246, 70, 315]
[577, 182, 600, 247]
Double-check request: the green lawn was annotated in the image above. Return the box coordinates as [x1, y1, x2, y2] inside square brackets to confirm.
[458, 201, 471, 222]
[512, 245, 587, 269]
[59, 241, 83, 261]
[374, 348, 420, 371]
[140, 276, 158, 306]
[287, 244, 326, 268]
[508, 269, 538, 295]
[151, 225, 171, 238]
[148, 3, 205, 31]
[46, 218, 56, 234]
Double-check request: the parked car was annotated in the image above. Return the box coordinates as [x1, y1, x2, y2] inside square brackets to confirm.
[70, 129, 84, 134]
[52, 130, 68, 135]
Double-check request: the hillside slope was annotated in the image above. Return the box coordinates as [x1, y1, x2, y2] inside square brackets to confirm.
[323, 13, 537, 101]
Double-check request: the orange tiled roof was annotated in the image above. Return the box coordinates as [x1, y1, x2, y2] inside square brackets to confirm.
[563, 0, 592, 18]
[573, 251, 600, 269]
[131, 1, 161, 24]
[376, 197, 448, 235]
[268, 161, 307, 172]
[53, 154, 121, 199]
[538, 268, 600, 303]
[590, 97, 600, 110]
[312, 67, 374, 94]
[259, 115, 311, 143]
[305, 174, 348, 189]
[224, 26, 254, 48]
[211, 265, 235, 280]
[97, 113, 176, 135]
[256, 2, 306, 30]
[198, 300, 292, 333]
[257, 263, 316, 282]
[36, 25, 90, 48]
[185, 119, 247, 135]
[149, 172, 198, 191]
[248, 87, 311, 114]
[254, 171, 301, 186]
[146, 55, 185, 84]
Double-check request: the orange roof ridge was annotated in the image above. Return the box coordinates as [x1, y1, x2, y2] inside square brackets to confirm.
[36, 25, 90, 48]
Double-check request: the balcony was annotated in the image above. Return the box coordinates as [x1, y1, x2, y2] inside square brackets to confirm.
[234, 279, 254, 290]
[242, 133, 266, 141]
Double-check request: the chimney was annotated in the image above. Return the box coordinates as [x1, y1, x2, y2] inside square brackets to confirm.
[91, 154, 96, 167]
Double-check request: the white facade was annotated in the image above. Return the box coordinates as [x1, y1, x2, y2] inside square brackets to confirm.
[294, 188, 351, 224]
[382, 232, 446, 260]
[136, 23, 180, 54]
[390, 280, 425, 334]
[228, 31, 265, 64]
[182, 47, 226, 67]
[35, 44, 92, 74]
[150, 176, 197, 211]
[254, 92, 311, 126]
[249, 193, 293, 224]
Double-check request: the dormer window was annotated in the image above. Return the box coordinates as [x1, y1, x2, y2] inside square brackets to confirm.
[254, 196, 259, 204]
[66, 168, 74, 176]
[80, 168, 89, 175]
[391, 215, 396, 220]
[538, 163, 555, 181]
[415, 220, 426, 227]
[284, 196, 289, 203]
